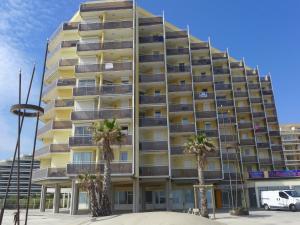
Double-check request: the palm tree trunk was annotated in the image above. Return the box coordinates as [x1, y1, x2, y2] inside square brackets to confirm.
[100, 159, 112, 216]
[197, 155, 209, 218]
[89, 182, 100, 217]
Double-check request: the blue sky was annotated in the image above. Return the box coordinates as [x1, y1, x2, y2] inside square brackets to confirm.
[0, 0, 299, 159]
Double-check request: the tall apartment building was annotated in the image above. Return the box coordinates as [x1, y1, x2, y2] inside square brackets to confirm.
[33, 0, 285, 213]
[280, 124, 300, 170]
[0, 155, 40, 198]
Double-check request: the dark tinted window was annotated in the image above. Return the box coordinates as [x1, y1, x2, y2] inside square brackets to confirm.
[279, 191, 288, 199]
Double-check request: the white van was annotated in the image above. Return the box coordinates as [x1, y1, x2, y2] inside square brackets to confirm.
[261, 190, 300, 211]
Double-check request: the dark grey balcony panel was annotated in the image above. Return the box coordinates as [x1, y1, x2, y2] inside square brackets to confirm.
[69, 135, 132, 147]
[259, 158, 273, 165]
[167, 48, 189, 55]
[32, 168, 67, 181]
[222, 153, 238, 161]
[255, 127, 268, 133]
[73, 85, 132, 96]
[262, 90, 273, 95]
[75, 62, 132, 73]
[223, 172, 241, 180]
[36, 144, 70, 157]
[236, 107, 251, 113]
[73, 86, 99, 96]
[216, 100, 234, 107]
[170, 146, 185, 155]
[170, 124, 195, 133]
[57, 78, 76, 86]
[62, 22, 79, 30]
[273, 160, 285, 166]
[190, 42, 209, 50]
[139, 166, 169, 176]
[230, 62, 243, 69]
[213, 68, 230, 74]
[196, 111, 216, 118]
[271, 145, 283, 151]
[79, 21, 133, 31]
[77, 41, 133, 51]
[139, 95, 166, 104]
[248, 83, 260, 89]
[240, 139, 255, 146]
[59, 58, 78, 67]
[139, 36, 164, 43]
[265, 103, 276, 109]
[80, 1, 133, 12]
[260, 76, 271, 82]
[172, 169, 222, 179]
[166, 31, 188, 39]
[215, 83, 232, 90]
[257, 142, 270, 148]
[267, 116, 278, 123]
[139, 54, 164, 62]
[238, 123, 253, 129]
[167, 65, 190, 73]
[61, 40, 78, 48]
[192, 59, 211, 66]
[139, 117, 167, 127]
[168, 84, 192, 92]
[139, 17, 163, 26]
[218, 116, 236, 124]
[242, 156, 258, 163]
[193, 75, 213, 83]
[232, 77, 246, 83]
[71, 109, 132, 120]
[269, 131, 280, 136]
[198, 129, 218, 137]
[251, 98, 263, 104]
[67, 163, 132, 175]
[139, 141, 168, 151]
[234, 92, 248, 98]
[246, 69, 258, 76]
[212, 53, 227, 60]
[194, 92, 215, 100]
[139, 74, 165, 83]
[220, 135, 236, 142]
[252, 112, 265, 118]
[169, 104, 193, 112]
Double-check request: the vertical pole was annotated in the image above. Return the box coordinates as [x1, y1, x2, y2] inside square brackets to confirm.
[40, 186, 47, 212]
[211, 186, 216, 219]
[17, 70, 21, 225]
[193, 186, 198, 209]
[53, 184, 60, 214]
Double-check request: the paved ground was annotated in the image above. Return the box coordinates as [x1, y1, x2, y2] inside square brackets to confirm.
[2, 209, 300, 225]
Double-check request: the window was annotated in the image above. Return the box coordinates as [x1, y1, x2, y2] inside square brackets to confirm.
[114, 191, 133, 205]
[75, 126, 91, 137]
[205, 122, 211, 130]
[201, 72, 206, 76]
[155, 191, 166, 204]
[73, 152, 93, 163]
[182, 117, 189, 125]
[155, 111, 161, 118]
[120, 151, 128, 161]
[244, 149, 251, 156]
[279, 192, 289, 199]
[207, 162, 215, 171]
[179, 63, 185, 72]
[121, 126, 129, 135]
[154, 90, 161, 96]
[180, 80, 186, 85]
[145, 191, 153, 204]
[78, 79, 95, 87]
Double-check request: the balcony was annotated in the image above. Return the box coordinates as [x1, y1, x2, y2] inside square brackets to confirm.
[79, 21, 133, 33]
[167, 65, 190, 73]
[262, 90, 273, 95]
[255, 127, 268, 133]
[271, 145, 283, 151]
[80, 1, 133, 12]
[170, 145, 185, 155]
[232, 76, 246, 83]
[236, 107, 250, 113]
[213, 68, 230, 75]
[246, 69, 257, 76]
[267, 116, 278, 123]
[251, 97, 263, 104]
[269, 131, 280, 137]
[139, 54, 164, 63]
[224, 172, 241, 180]
[139, 117, 167, 127]
[35, 144, 70, 158]
[69, 135, 132, 147]
[238, 123, 253, 129]
[73, 84, 132, 96]
[273, 160, 285, 166]
[194, 92, 215, 100]
[169, 124, 195, 133]
[139, 74, 165, 83]
[77, 41, 133, 53]
[252, 112, 265, 118]
[265, 103, 275, 109]
[166, 31, 188, 39]
[167, 48, 189, 55]
[216, 100, 234, 107]
[212, 53, 227, 60]
[71, 109, 132, 121]
[222, 153, 238, 161]
[215, 83, 232, 90]
[218, 116, 235, 124]
[242, 156, 258, 163]
[42, 78, 76, 97]
[43, 99, 74, 115]
[139, 141, 168, 152]
[168, 84, 192, 92]
[172, 169, 222, 179]
[220, 135, 236, 142]
[139, 17, 163, 26]
[169, 104, 194, 112]
[32, 168, 68, 181]
[190, 42, 209, 51]
[140, 166, 169, 176]
[75, 62, 132, 74]
[248, 83, 260, 89]
[139, 35, 164, 44]
[257, 142, 269, 148]
[45, 59, 78, 81]
[259, 158, 273, 165]
[191, 59, 211, 66]
[37, 121, 72, 137]
[196, 111, 216, 119]
[198, 129, 218, 138]
[230, 62, 243, 69]
[193, 75, 213, 83]
[240, 139, 255, 146]
[234, 91, 248, 98]
[67, 162, 132, 175]
[59, 58, 78, 67]
[139, 95, 166, 105]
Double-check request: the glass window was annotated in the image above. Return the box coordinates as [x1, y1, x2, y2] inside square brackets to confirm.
[78, 79, 95, 87]
[115, 191, 133, 204]
[154, 90, 161, 96]
[145, 191, 152, 204]
[155, 111, 161, 118]
[75, 126, 91, 137]
[182, 118, 189, 125]
[120, 152, 128, 161]
[205, 122, 211, 130]
[180, 80, 186, 85]
[73, 152, 93, 163]
[279, 191, 288, 199]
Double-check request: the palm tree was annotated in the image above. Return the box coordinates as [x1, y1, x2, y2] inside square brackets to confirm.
[184, 133, 216, 218]
[91, 119, 123, 216]
[78, 174, 101, 217]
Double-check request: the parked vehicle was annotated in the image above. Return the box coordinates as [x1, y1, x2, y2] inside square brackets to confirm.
[261, 190, 300, 211]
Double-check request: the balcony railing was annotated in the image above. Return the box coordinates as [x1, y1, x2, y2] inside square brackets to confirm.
[59, 58, 78, 67]
[32, 168, 68, 181]
[213, 68, 230, 75]
[196, 111, 216, 119]
[246, 69, 258, 76]
[232, 76, 246, 83]
[80, 1, 133, 12]
[234, 91, 248, 98]
[71, 109, 132, 120]
[265, 103, 275, 109]
[69, 135, 132, 147]
[271, 145, 283, 151]
[77, 41, 133, 52]
[167, 48, 189, 55]
[220, 135, 236, 142]
[267, 116, 278, 123]
[190, 42, 209, 50]
[169, 124, 195, 133]
[139, 17, 163, 26]
[212, 53, 227, 60]
[240, 139, 255, 146]
[230, 62, 243, 69]
[252, 112, 265, 118]
[139, 117, 168, 127]
[257, 142, 269, 148]
[197, 129, 218, 137]
[193, 75, 213, 83]
[255, 127, 268, 133]
[67, 162, 132, 175]
[222, 153, 238, 161]
[248, 83, 260, 89]
[139, 166, 169, 176]
[250, 98, 263, 104]
[171, 145, 220, 157]
[224, 172, 241, 180]
[242, 156, 258, 163]
[139, 95, 166, 104]
[236, 107, 250, 113]
[75, 62, 132, 73]
[172, 169, 222, 179]
[139, 54, 164, 62]
[216, 100, 234, 107]
[238, 123, 253, 129]
[262, 90, 273, 95]
[79, 21, 133, 31]
[259, 158, 273, 165]
[167, 65, 190, 73]
[139, 35, 164, 44]
[139, 74, 165, 83]
[269, 131, 280, 136]
[194, 92, 215, 100]
[192, 59, 211, 66]
[37, 121, 72, 136]
[166, 31, 188, 39]
[139, 141, 168, 151]
[42, 78, 76, 96]
[169, 104, 193, 112]
[168, 84, 192, 92]
[36, 144, 70, 157]
[215, 83, 232, 90]
[73, 84, 132, 96]
[218, 116, 236, 124]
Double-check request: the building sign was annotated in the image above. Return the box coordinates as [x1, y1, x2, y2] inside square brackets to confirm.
[268, 170, 300, 178]
[248, 171, 264, 179]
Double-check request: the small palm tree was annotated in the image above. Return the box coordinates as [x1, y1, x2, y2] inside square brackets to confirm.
[184, 133, 216, 218]
[91, 119, 123, 216]
[78, 174, 101, 217]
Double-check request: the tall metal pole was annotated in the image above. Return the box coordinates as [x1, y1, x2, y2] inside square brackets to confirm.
[24, 41, 49, 225]
[17, 71, 21, 225]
